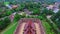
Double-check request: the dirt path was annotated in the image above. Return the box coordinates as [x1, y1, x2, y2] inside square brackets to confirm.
[17, 23, 42, 34]
[34, 23, 41, 34]
[18, 23, 26, 34]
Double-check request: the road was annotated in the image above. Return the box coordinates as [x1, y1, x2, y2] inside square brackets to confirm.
[14, 18, 45, 34]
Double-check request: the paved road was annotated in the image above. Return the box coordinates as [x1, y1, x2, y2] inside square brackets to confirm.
[14, 18, 45, 34]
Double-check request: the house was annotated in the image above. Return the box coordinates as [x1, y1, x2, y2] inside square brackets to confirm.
[6, 4, 18, 9]
[46, 2, 60, 13]
[53, 8, 59, 13]
[12, 5, 18, 9]
[24, 9, 33, 15]
[46, 5, 54, 10]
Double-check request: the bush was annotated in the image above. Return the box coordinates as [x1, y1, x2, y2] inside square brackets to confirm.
[5, 10, 12, 16]
[42, 8, 54, 15]
[51, 11, 60, 29]
[0, 17, 11, 31]
[32, 8, 40, 15]
[14, 13, 20, 22]
[14, 13, 25, 22]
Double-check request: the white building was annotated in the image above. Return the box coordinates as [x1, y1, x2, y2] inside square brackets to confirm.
[53, 8, 59, 13]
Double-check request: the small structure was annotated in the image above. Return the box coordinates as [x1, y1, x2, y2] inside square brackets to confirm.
[46, 2, 60, 13]
[12, 5, 18, 9]
[9, 12, 16, 22]
[5, 2, 18, 9]
[46, 5, 54, 10]
[24, 9, 32, 15]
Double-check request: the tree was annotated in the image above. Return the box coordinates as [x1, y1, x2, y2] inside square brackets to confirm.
[0, 20, 4, 31]
[14, 13, 21, 22]
[42, 8, 54, 15]
[14, 13, 25, 22]
[0, 13, 6, 18]
[5, 10, 12, 16]
[33, 2, 41, 8]
[51, 10, 60, 29]
[32, 8, 40, 15]
[3, 17, 11, 24]
[19, 3, 25, 11]
[25, 2, 33, 9]
[0, 17, 11, 31]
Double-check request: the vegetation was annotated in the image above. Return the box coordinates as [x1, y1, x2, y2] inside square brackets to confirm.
[3, 22, 18, 34]
[51, 11, 60, 29]
[42, 8, 54, 15]
[0, 1, 59, 34]
[42, 20, 55, 34]
[0, 17, 11, 31]
[36, 15, 58, 34]
[32, 8, 40, 15]
[14, 13, 25, 22]
[5, 10, 12, 16]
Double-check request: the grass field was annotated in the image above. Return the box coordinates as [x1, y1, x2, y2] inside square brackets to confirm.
[1, 22, 18, 34]
[41, 20, 55, 34]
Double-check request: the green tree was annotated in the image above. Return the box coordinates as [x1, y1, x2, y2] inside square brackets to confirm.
[0, 17, 11, 31]
[0, 20, 4, 31]
[42, 8, 54, 15]
[32, 8, 40, 15]
[19, 3, 25, 11]
[51, 10, 60, 29]
[5, 10, 12, 16]
[14, 13, 25, 22]
[14, 13, 20, 22]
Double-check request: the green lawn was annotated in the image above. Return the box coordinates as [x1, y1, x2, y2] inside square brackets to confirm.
[42, 20, 55, 34]
[1, 22, 18, 34]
